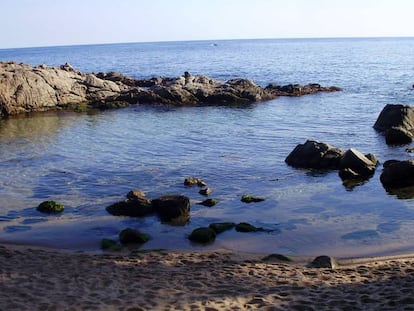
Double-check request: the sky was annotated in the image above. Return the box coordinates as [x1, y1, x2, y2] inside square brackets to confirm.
[1, 0, 413, 49]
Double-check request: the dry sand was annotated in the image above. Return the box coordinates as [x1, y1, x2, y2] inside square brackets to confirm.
[1, 244, 414, 310]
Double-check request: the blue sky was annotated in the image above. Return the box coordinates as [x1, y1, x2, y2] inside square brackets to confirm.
[1, 0, 413, 48]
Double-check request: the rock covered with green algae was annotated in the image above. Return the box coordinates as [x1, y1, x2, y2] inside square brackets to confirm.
[36, 201, 64, 214]
[119, 228, 150, 245]
[241, 194, 265, 203]
[209, 222, 235, 234]
[188, 227, 216, 244]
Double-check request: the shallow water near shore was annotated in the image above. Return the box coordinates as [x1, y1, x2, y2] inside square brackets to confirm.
[1, 38, 414, 257]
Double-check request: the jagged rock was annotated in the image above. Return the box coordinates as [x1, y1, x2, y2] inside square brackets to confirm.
[285, 140, 344, 169]
[374, 104, 414, 132]
[0, 62, 125, 116]
[0, 63, 342, 116]
[338, 148, 376, 180]
[385, 127, 413, 145]
[380, 159, 414, 189]
[266, 83, 342, 96]
[152, 194, 190, 224]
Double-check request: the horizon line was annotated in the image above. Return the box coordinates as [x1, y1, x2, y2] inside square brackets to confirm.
[1, 35, 413, 51]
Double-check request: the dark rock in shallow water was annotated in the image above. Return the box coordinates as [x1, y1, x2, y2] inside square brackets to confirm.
[119, 228, 149, 245]
[184, 177, 206, 187]
[152, 194, 190, 224]
[188, 227, 216, 244]
[265, 83, 342, 97]
[285, 140, 344, 170]
[380, 159, 414, 189]
[385, 127, 413, 145]
[37, 201, 64, 214]
[235, 222, 262, 232]
[106, 191, 153, 217]
[374, 104, 414, 132]
[241, 194, 265, 203]
[106, 200, 154, 217]
[100, 238, 121, 250]
[199, 188, 213, 196]
[209, 222, 235, 234]
[309, 255, 338, 269]
[197, 198, 219, 207]
[338, 148, 376, 181]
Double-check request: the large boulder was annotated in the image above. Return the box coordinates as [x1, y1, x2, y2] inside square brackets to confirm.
[0, 62, 126, 116]
[338, 148, 377, 180]
[380, 159, 414, 189]
[285, 140, 344, 169]
[152, 194, 190, 224]
[373, 104, 414, 132]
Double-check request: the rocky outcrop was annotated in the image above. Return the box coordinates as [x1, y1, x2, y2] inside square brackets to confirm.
[0, 62, 126, 116]
[265, 83, 342, 96]
[0, 62, 342, 117]
[285, 140, 344, 170]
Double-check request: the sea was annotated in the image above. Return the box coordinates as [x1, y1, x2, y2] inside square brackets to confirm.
[0, 37, 413, 257]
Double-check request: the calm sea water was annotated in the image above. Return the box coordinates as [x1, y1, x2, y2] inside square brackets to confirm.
[0, 38, 414, 257]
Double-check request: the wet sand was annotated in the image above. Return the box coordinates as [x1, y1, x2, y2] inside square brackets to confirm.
[1, 244, 414, 310]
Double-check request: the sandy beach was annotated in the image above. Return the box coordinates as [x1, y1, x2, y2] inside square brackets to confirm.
[1, 245, 414, 310]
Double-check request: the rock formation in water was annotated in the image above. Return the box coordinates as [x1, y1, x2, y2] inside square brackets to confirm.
[374, 104, 414, 145]
[0, 62, 342, 117]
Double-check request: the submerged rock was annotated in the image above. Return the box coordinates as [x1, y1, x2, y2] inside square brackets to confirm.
[188, 227, 216, 244]
[241, 194, 265, 203]
[197, 198, 219, 207]
[235, 222, 262, 232]
[119, 228, 149, 245]
[209, 222, 235, 234]
[37, 201, 64, 214]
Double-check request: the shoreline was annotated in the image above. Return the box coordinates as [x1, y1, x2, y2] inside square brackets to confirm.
[1, 243, 414, 310]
